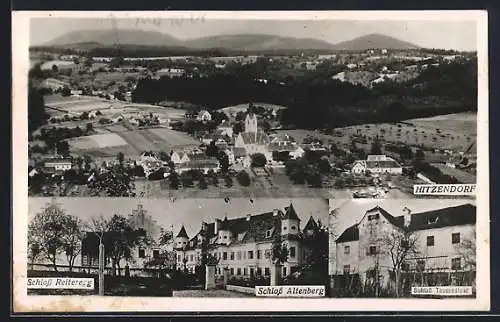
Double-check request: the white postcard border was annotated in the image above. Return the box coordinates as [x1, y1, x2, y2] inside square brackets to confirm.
[12, 10, 490, 312]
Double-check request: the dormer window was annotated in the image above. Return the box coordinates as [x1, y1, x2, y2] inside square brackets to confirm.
[428, 216, 439, 224]
[291, 226, 296, 230]
[266, 230, 272, 238]
[283, 227, 287, 231]
[224, 236, 228, 239]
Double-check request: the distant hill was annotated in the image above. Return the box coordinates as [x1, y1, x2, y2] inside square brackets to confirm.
[331, 33, 419, 50]
[40, 30, 419, 53]
[43, 29, 184, 47]
[184, 34, 336, 51]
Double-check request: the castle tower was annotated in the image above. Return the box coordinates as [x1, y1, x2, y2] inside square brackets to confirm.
[281, 203, 301, 236]
[217, 216, 232, 245]
[175, 225, 189, 250]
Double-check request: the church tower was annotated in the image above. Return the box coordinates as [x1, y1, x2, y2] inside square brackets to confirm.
[244, 102, 258, 133]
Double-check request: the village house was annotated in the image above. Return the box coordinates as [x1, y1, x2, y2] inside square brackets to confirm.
[196, 110, 212, 122]
[334, 203, 476, 288]
[156, 68, 186, 78]
[351, 155, 403, 175]
[43, 157, 73, 173]
[174, 203, 322, 278]
[80, 204, 167, 275]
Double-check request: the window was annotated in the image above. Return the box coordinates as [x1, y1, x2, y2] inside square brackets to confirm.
[264, 267, 270, 276]
[402, 262, 410, 271]
[290, 247, 296, 258]
[237, 251, 242, 260]
[344, 245, 350, 255]
[265, 249, 271, 259]
[452, 257, 462, 270]
[291, 226, 296, 231]
[416, 260, 426, 272]
[343, 265, 350, 274]
[367, 245, 377, 255]
[230, 268, 234, 275]
[224, 235, 227, 239]
[452, 233, 461, 244]
[230, 252, 235, 260]
[223, 252, 227, 260]
[250, 268, 254, 276]
[283, 226, 287, 231]
[368, 214, 380, 221]
[243, 268, 247, 275]
[427, 236, 435, 246]
[177, 254, 181, 262]
[257, 250, 262, 259]
[283, 267, 287, 276]
[138, 248, 145, 258]
[190, 254, 194, 262]
[256, 267, 262, 276]
[153, 250, 160, 259]
[237, 268, 241, 275]
[248, 251, 254, 259]
[266, 230, 272, 238]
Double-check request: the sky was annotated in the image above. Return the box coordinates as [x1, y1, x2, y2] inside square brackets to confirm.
[329, 198, 477, 239]
[30, 18, 477, 51]
[28, 198, 328, 238]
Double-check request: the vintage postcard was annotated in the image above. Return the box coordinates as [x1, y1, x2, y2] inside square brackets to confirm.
[12, 10, 489, 313]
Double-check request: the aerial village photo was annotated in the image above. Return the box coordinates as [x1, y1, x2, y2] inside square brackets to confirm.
[328, 198, 476, 298]
[27, 197, 329, 297]
[27, 16, 478, 199]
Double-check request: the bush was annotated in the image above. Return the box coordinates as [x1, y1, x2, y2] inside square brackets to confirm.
[250, 153, 267, 167]
[236, 170, 251, 186]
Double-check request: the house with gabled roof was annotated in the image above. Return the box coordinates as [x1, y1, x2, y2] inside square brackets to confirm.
[174, 203, 322, 278]
[334, 203, 476, 288]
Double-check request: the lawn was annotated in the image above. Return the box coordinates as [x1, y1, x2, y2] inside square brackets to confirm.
[69, 133, 128, 149]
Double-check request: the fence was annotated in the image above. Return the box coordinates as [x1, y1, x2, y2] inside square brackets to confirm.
[28, 263, 167, 278]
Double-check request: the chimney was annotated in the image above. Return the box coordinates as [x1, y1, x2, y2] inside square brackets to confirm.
[273, 209, 279, 217]
[215, 219, 220, 234]
[403, 207, 412, 227]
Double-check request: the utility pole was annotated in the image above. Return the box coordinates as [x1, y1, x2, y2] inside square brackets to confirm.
[98, 240, 105, 296]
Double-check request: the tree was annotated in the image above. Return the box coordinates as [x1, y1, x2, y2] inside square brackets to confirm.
[415, 149, 426, 162]
[104, 214, 143, 276]
[236, 170, 251, 186]
[158, 151, 170, 162]
[28, 84, 48, 133]
[318, 157, 331, 174]
[52, 64, 59, 73]
[169, 171, 180, 189]
[217, 151, 230, 173]
[87, 165, 134, 197]
[271, 231, 289, 266]
[205, 140, 218, 157]
[61, 86, 71, 97]
[86, 122, 94, 133]
[250, 153, 267, 167]
[381, 227, 420, 297]
[27, 201, 68, 271]
[117, 152, 125, 167]
[61, 214, 85, 271]
[371, 138, 383, 155]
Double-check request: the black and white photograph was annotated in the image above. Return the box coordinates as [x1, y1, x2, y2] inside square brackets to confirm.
[328, 199, 477, 298]
[25, 14, 481, 199]
[26, 197, 329, 297]
[13, 10, 489, 313]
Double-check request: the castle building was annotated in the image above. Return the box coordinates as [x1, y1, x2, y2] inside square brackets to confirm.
[334, 203, 476, 287]
[234, 110, 270, 158]
[174, 203, 322, 278]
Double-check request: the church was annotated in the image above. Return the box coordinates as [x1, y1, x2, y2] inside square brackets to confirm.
[234, 104, 271, 159]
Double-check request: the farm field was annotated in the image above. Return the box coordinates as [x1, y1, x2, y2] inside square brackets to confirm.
[68, 128, 199, 158]
[276, 112, 477, 153]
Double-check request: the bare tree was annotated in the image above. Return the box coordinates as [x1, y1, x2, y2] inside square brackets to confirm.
[381, 228, 420, 297]
[456, 232, 476, 271]
[61, 214, 85, 272]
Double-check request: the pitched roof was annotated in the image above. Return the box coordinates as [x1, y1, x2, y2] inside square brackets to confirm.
[303, 216, 319, 232]
[176, 225, 188, 238]
[239, 131, 269, 145]
[336, 203, 476, 243]
[283, 203, 300, 221]
[336, 224, 359, 243]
